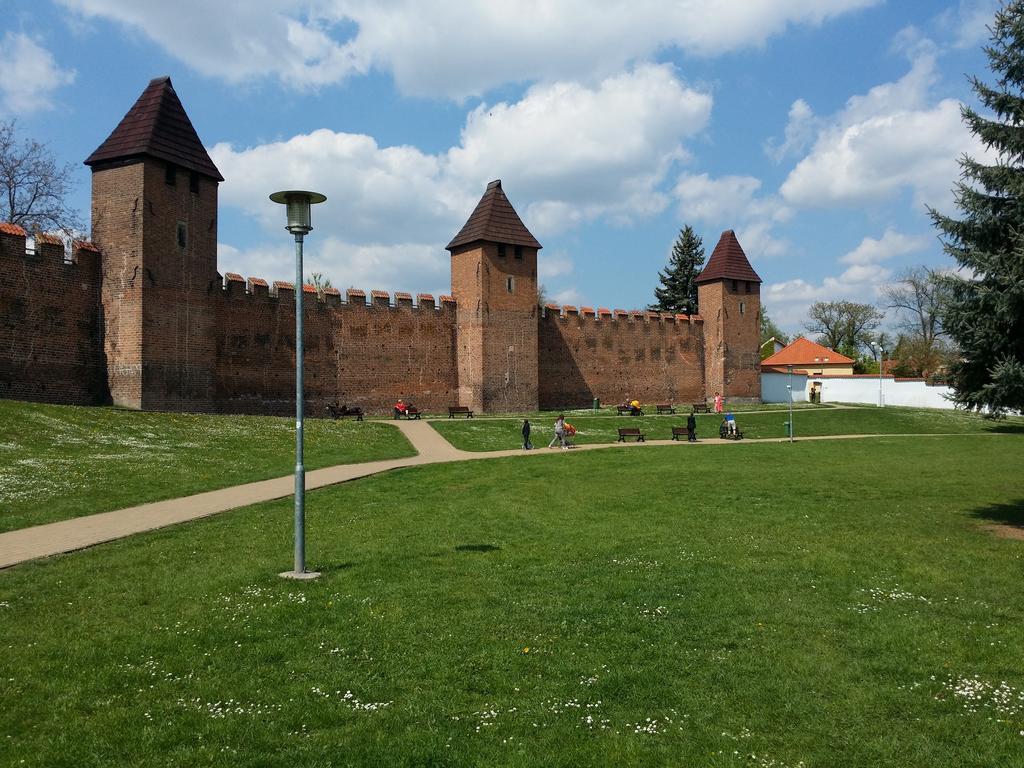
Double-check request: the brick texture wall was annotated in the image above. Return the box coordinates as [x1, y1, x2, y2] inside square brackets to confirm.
[698, 279, 761, 403]
[213, 284, 459, 416]
[451, 242, 539, 412]
[0, 230, 108, 404]
[538, 308, 706, 410]
[90, 161, 145, 408]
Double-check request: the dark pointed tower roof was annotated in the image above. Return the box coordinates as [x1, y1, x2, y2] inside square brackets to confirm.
[696, 230, 762, 284]
[446, 180, 542, 251]
[84, 76, 224, 181]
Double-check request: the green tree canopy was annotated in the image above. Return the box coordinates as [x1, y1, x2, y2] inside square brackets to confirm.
[802, 300, 883, 356]
[929, 1, 1024, 414]
[759, 308, 789, 360]
[650, 225, 704, 314]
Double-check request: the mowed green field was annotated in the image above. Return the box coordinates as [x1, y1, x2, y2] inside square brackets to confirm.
[431, 405, 1024, 451]
[0, 400, 414, 531]
[2, 435, 1022, 767]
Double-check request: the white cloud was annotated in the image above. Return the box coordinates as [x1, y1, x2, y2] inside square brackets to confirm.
[673, 172, 792, 260]
[934, 0, 1000, 49]
[218, 239, 450, 297]
[551, 287, 584, 306]
[779, 49, 987, 210]
[58, 0, 878, 96]
[59, 0, 363, 88]
[538, 252, 574, 281]
[449, 65, 712, 234]
[0, 33, 75, 115]
[764, 99, 819, 163]
[210, 128, 468, 246]
[763, 262, 892, 330]
[838, 228, 930, 265]
[211, 66, 707, 284]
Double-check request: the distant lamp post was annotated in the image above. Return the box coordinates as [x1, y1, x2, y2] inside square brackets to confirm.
[787, 364, 794, 442]
[270, 190, 327, 580]
[872, 342, 885, 408]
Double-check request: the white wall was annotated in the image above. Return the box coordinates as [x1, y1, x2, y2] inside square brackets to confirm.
[761, 373, 955, 408]
[761, 372, 808, 403]
[817, 376, 954, 409]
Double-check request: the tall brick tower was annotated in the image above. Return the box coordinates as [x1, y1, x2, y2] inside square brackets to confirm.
[85, 76, 223, 411]
[447, 180, 541, 413]
[696, 230, 762, 403]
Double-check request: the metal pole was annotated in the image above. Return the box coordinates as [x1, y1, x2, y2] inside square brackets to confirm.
[788, 365, 794, 442]
[878, 346, 884, 407]
[294, 232, 305, 574]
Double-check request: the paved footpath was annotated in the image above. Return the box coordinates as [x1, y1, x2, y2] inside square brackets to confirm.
[0, 423, 1001, 569]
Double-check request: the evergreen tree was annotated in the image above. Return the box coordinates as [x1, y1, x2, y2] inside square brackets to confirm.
[929, 1, 1024, 414]
[650, 225, 704, 314]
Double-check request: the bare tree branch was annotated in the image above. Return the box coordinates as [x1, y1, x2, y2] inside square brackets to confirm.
[881, 266, 946, 346]
[0, 120, 81, 237]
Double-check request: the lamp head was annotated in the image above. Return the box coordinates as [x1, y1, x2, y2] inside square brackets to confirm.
[269, 190, 327, 235]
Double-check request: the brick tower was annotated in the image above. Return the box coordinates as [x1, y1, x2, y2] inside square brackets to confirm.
[447, 180, 541, 413]
[85, 76, 223, 411]
[696, 230, 762, 403]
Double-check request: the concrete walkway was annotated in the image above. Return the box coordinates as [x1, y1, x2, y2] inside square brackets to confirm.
[0, 421, 1005, 569]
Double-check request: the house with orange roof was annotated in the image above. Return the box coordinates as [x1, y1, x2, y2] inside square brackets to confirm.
[761, 337, 856, 376]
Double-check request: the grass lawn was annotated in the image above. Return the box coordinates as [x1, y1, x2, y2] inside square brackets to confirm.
[0, 400, 415, 532]
[431, 406, 1024, 451]
[1, 435, 1023, 766]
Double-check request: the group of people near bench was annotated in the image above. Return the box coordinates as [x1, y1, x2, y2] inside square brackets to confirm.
[520, 415, 578, 450]
[523, 398, 740, 450]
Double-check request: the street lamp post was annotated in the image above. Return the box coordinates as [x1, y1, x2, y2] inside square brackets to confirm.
[270, 190, 327, 580]
[787, 364, 794, 442]
[872, 342, 885, 408]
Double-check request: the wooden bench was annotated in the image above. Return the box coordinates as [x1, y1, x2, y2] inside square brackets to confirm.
[448, 406, 474, 418]
[393, 406, 422, 420]
[692, 402, 710, 413]
[617, 427, 645, 442]
[325, 403, 364, 421]
[617, 405, 643, 416]
[671, 426, 688, 441]
[656, 403, 676, 414]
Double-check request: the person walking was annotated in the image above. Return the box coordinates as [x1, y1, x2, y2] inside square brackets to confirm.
[548, 414, 567, 449]
[713, 391, 723, 414]
[686, 410, 697, 442]
[725, 410, 737, 436]
[522, 419, 533, 450]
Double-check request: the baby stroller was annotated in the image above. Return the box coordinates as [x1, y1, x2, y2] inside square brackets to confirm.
[719, 419, 743, 440]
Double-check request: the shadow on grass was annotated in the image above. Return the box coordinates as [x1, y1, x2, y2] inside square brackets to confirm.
[455, 544, 501, 553]
[968, 498, 1024, 530]
[987, 421, 1024, 434]
[314, 561, 356, 573]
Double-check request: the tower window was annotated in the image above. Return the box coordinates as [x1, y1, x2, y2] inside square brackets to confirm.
[731, 279, 738, 291]
[739, 301, 746, 315]
[189, 172, 200, 193]
[176, 221, 187, 249]
[497, 243, 506, 258]
[506, 276, 514, 293]
[165, 162, 176, 186]
[514, 245, 523, 259]
[745, 281, 751, 293]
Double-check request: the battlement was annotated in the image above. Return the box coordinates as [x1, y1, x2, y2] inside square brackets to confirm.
[541, 302, 703, 325]
[214, 274, 456, 314]
[0, 226, 102, 272]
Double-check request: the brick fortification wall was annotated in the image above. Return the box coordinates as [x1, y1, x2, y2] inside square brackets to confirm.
[0, 227, 109, 405]
[699, 280, 761, 402]
[538, 306, 705, 410]
[214, 279, 458, 415]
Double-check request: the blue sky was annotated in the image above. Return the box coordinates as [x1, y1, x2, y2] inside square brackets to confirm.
[0, 0, 1000, 333]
